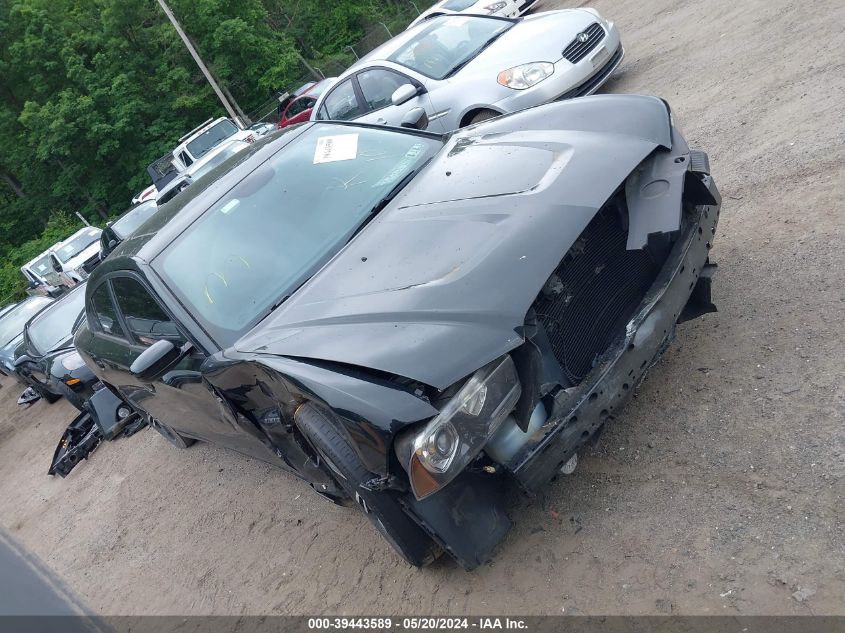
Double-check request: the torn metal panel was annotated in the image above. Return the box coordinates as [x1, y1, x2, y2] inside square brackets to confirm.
[48, 411, 101, 478]
[625, 126, 691, 250]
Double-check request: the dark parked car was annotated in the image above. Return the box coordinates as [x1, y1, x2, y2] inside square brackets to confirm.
[75, 95, 721, 569]
[0, 296, 53, 377]
[14, 283, 95, 409]
[100, 201, 159, 259]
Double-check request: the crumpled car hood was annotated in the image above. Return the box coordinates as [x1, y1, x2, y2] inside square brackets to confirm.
[238, 96, 673, 389]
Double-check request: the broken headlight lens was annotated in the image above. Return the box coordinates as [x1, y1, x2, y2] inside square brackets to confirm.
[60, 353, 87, 372]
[409, 355, 521, 500]
[497, 62, 554, 90]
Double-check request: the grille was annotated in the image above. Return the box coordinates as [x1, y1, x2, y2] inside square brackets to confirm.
[82, 254, 101, 274]
[533, 196, 662, 385]
[562, 22, 605, 64]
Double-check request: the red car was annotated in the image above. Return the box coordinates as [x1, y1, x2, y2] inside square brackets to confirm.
[277, 78, 335, 129]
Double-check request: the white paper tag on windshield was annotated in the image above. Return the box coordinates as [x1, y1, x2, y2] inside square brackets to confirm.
[314, 134, 359, 164]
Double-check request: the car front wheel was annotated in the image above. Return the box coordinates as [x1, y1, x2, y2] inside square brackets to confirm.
[295, 403, 441, 568]
[466, 109, 500, 126]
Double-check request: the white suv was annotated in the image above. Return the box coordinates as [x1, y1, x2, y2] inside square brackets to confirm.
[49, 226, 103, 283]
[132, 117, 255, 204]
[171, 117, 255, 172]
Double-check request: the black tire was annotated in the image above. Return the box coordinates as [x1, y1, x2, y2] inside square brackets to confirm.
[149, 416, 196, 449]
[465, 109, 500, 126]
[295, 403, 440, 568]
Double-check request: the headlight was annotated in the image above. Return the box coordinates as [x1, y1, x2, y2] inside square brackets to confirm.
[61, 353, 87, 372]
[409, 355, 521, 500]
[497, 62, 555, 90]
[484, 1, 507, 12]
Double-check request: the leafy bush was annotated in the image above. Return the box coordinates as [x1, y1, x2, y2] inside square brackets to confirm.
[0, 213, 89, 304]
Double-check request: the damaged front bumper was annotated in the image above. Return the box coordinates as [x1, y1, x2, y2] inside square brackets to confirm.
[48, 385, 146, 478]
[395, 149, 721, 569]
[510, 170, 721, 490]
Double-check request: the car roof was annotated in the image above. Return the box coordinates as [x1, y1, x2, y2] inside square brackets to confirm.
[293, 82, 315, 96]
[23, 249, 55, 268]
[114, 199, 156, 222]
[55, 226, 101, 249]
[3, 295, 51, 316]
[304, 77, 336, 97]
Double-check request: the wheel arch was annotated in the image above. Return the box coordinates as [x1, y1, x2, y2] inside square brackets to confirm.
[458, 106, 505, 128]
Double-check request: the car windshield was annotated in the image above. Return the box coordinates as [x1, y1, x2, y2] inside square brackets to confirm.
[186, 120, 239, 159]
[190, 143, 247, 182]
[0, 297, 51, 346]
[111, 201, 159, 239]
[30, 254, 53, 278]
[389, 15, 512, 79]
[443, 0, 477, 9]
[55, 228, 101, 263]
[27, 285, 86, 356]
[157, 123, 442, 345]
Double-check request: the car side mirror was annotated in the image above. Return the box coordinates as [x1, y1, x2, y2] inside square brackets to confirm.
[391, 84, 421, 106]
[400, 108, 429, 131]
[130, 339, 189, 381]
[13, 355, 32, 368]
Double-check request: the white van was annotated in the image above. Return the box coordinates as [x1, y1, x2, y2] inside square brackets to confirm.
[21, 250, 65, 296]
[171, 117, 255, 172]
[131, 117, 254, 204]
[49, 226, 103, 283]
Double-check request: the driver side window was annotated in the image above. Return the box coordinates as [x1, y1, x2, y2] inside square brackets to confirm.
[287, 96, 315, 118]
[320, 79, 363, 121]
[357, 69, 411, 111]
[111, 277, 184, 346]
[91, 282, 127, 339]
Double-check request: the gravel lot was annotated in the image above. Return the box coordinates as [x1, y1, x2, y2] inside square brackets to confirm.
[1, 0, 843, 616]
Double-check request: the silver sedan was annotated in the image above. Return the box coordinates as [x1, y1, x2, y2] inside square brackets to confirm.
[311, 9, 622, 131]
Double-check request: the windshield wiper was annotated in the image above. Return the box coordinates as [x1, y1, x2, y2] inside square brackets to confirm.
[347, 157, 434, 244]
[258, 158, 433, 323]
[445, 29, 510, 78]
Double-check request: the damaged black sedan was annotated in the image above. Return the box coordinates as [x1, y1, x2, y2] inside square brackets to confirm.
[75, 95, 721, 569]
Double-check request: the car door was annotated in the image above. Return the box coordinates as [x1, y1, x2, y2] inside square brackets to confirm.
[353, 67, 443, 131]
[87, 274, 266, 458]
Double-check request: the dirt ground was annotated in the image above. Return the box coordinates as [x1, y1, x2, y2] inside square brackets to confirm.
[1, 0, 843, 617]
